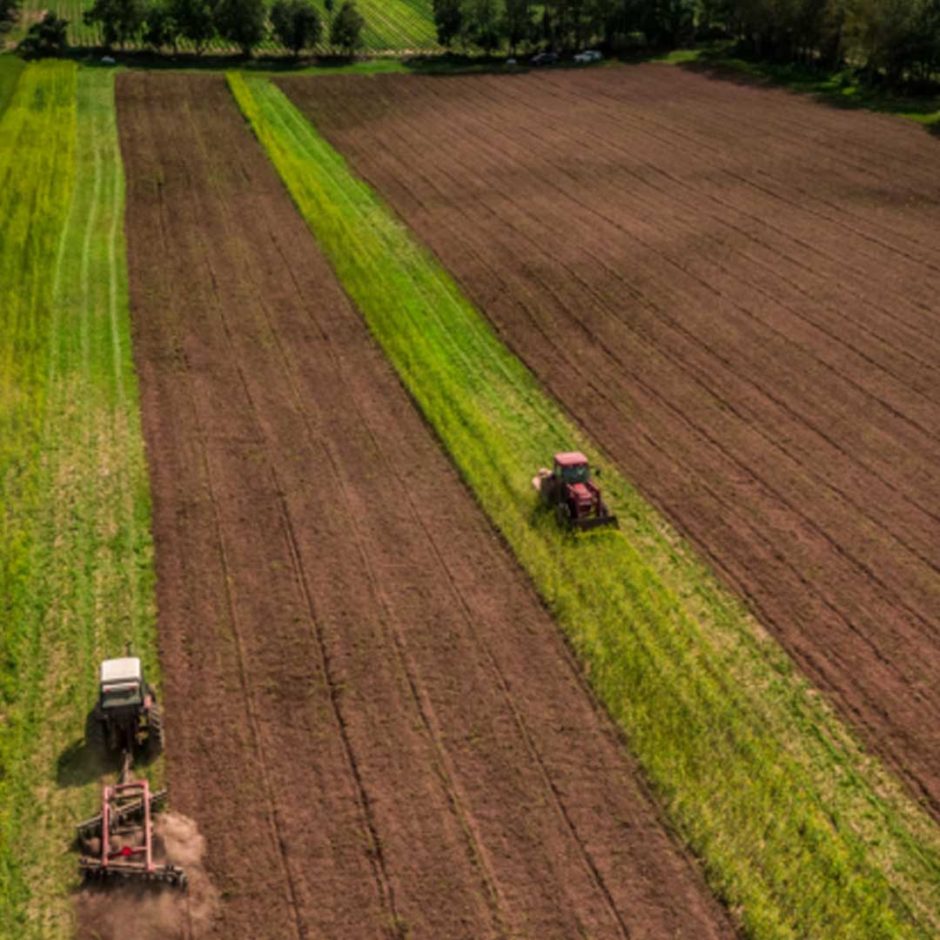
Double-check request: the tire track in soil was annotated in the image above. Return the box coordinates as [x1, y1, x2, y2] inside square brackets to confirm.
[117, 73, 734, 940]
[278, 68, 940, 816]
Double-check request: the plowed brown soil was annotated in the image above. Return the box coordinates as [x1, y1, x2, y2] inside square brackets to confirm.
[116, 73, 734, 940]
[279, 66, 940, 817]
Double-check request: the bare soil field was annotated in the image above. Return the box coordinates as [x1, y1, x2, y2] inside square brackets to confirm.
[115, 73, 733, 940]
[280, 65, 940, 816]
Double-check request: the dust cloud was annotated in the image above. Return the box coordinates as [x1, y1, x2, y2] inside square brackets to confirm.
[76, 812, 220, 940]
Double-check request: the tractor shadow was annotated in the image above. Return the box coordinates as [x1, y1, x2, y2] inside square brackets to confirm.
[56, 739, 120, 789]
[56, 712, 159, 789]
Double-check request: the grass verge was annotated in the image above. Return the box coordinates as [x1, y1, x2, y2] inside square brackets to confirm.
[0, 55, 24, 116]
[229, 72, 940, 940]
[671, 46, 940, 133]
[0, 65, 158, 937]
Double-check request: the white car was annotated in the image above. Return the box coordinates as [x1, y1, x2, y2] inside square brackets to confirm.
[574, 49, 603, 64]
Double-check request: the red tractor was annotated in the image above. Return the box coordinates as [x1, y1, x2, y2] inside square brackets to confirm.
[533, 451, 618, 531]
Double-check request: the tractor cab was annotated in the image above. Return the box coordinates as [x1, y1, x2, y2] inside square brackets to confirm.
[92, 656, 163, 755]
[553, 452, 592, 485]
[99, 657, 144, 712]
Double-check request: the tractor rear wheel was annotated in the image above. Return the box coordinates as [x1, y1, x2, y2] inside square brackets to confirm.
[555, 501, 572, 528]
[147, 703, 164, 756]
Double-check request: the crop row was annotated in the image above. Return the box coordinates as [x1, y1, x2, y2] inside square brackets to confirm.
[0, 65, 158, 938]
[229, 72, 940, 940]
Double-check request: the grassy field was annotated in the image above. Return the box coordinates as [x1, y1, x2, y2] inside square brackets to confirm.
[0, 55, 24, 114]
[13, 0, 439, 52]
[230, 73, 940, 940]
[0, 64, 158, 937]
[337, 0, 437, 52]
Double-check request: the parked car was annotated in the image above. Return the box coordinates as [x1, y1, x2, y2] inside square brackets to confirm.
[531, 51, 559, 66]
[574, 49, 603, 64]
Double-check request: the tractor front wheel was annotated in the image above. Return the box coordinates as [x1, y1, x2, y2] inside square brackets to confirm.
[555, 501, 572, 528]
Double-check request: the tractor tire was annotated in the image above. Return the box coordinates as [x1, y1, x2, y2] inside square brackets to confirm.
[147, 703, 164, 757]
[555, 502, 572, 528]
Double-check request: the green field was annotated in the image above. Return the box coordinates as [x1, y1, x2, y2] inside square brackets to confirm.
[13, 0, 439, 52]
[230, 72, 940, 940]
[0, 56, 24, 115]
[0, 64, 158, 938]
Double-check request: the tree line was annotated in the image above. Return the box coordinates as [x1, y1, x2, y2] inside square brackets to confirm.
[17, 0, 366, 56]
[705, 1, 940, 82]
[10, 0, 939, 82]
[87, 0, 365, 54]
[433, 0, 940, 84]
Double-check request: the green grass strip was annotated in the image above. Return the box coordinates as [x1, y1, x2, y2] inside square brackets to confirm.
[0, 65, 158, 937]
[229, 72, 940, 940]
[0, 59, 76, 933]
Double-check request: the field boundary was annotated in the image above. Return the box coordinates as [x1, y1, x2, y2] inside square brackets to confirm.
[230, 72, 940, 940]
[0, 65, 158, 938]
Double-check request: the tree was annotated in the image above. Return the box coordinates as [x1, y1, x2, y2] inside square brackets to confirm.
[542, 0, 599, 51]
[322, 0, 334, 47]
[844, 0, 918, 82]
[215, 0, 265, 54]
[143, 0, 179, 50]
[432, 0, 462, 45]
[84, 0, 146, 47]
[907, 0, 940, 78]
[271, 0, 321, 55]
[503, 0, 532, 53]
[465, 0, 500, 51]
[0, 0, 19, 33]
[636, 0, 693, 47]
[17, 11, 69, 55]
[168, 0, 215, 52]
[330, 0, 364, 54]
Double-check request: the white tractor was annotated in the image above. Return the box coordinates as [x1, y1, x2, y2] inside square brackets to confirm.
[89, 656, 164, 756]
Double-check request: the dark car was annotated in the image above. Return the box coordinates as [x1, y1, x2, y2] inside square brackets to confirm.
[531, 51, 558, 66]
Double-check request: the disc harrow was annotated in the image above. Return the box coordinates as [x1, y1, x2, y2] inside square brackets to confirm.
[77, 775, 186, 889]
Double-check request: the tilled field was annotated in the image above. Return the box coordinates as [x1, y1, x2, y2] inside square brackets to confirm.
[116, 73, 733, 940]
[280, 67, 940, 817]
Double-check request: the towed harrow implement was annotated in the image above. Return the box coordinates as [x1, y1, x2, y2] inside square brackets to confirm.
[77, 776, 187, 888]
